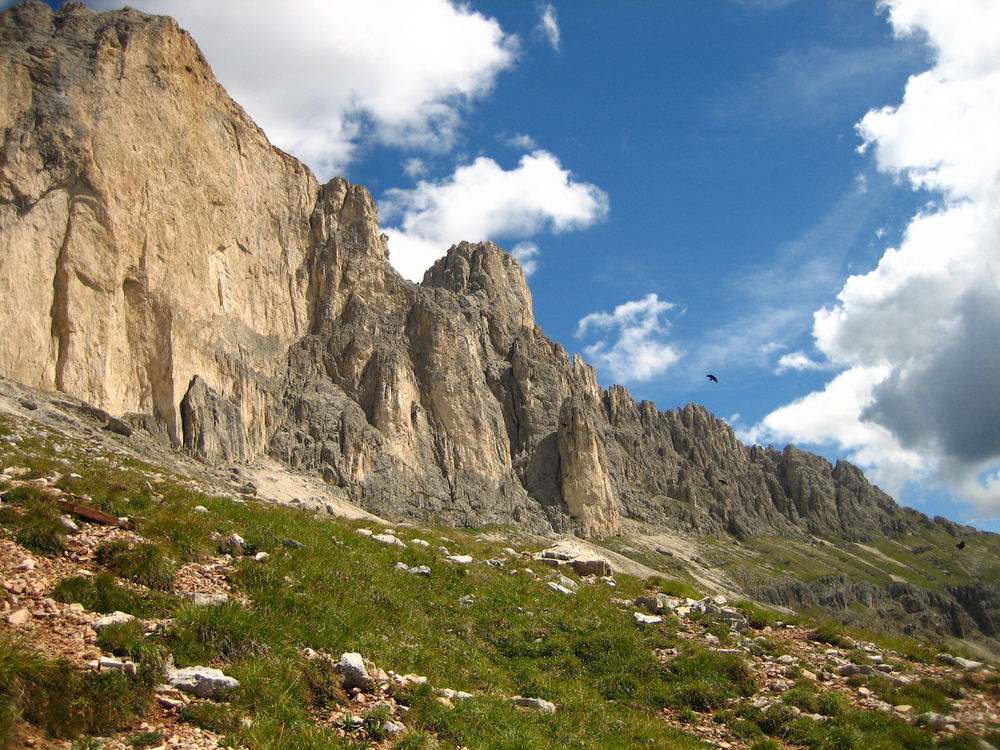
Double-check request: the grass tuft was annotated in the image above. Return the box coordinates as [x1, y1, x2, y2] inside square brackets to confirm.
[95, 540, 177, 590]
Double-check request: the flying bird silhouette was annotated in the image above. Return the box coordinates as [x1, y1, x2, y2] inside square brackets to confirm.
[706, 374, 718, 383]
[956, 541, 966, 550]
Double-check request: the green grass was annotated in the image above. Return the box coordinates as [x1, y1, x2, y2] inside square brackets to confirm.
[52, 572, 179, 618]
[1, 411, 994, 750]
[0, 633, 154, 743]
[94, 540, 177, 590]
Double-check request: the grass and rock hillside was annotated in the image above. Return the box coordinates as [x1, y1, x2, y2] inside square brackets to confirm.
[1, 406, 998, 750]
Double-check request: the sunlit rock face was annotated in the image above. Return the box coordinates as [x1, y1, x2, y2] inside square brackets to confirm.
[0, 1, 921, 541]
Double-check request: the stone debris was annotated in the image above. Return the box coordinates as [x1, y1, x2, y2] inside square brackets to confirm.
[446, 554, 474, 564]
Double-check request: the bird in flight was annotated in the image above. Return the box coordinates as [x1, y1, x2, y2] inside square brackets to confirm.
[706, 374, 718, 383]
[956, 541, 966, 550]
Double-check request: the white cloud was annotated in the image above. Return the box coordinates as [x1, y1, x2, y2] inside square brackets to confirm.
[750, 0, 1000, 513]
[535, 2, 560, 52]
[511, 241, 540, 276]
[774, 350, 824, 375]
[402, 158, 429, 180]
[498, 132, 539, 151]
[89, 0, 518, 178]
[381, 150, 608, 280]
[576, 294, 682, 383]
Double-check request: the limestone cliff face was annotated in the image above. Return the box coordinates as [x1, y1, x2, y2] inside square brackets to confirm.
[0, 1, 315, 452]
[0, 2, 926, 541]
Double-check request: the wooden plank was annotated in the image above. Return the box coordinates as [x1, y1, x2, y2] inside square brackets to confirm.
[54, 498, 123, 526]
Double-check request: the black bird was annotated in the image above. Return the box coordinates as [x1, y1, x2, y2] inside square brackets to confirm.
[706, 374, 718, 383]
[956, 540, 966, 550]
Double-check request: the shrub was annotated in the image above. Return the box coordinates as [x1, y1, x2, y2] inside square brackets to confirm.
[95, 541, 177, 590]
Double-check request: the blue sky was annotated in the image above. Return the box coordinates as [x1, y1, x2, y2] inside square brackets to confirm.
[26, 0, 1000, 532]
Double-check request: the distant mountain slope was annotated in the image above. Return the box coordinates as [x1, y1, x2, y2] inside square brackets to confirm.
[0, 1, 979, 548]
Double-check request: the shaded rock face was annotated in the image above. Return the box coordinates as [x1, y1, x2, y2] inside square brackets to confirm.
[0, 3, 939, 540]
[751, 576, 1000, 650]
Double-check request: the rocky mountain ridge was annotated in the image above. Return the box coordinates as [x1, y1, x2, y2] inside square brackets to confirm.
[0, 1, 977, 550]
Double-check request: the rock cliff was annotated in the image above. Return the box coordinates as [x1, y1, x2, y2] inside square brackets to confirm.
[0, 2, 946, 541]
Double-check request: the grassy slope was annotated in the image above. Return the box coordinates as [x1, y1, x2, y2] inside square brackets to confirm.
[0, 412, 997, 749]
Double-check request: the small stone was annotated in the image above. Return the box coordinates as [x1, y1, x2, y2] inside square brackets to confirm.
[394, 562, 411, 572]
[99, 656, 126, 672]
[6, 609, 30, 626]
[192, 505, 209, 513]
[373, 534, 406, 548]
[356, 529, 374, 537]
[458, 595, 475, 605]
[634, 612, 663, 625]
[383, 720, 406, 736]
[954, 657, 984, 671]
[511, 696, 556, 713]
[282, 538, 305, 549]
[93, 611, 136, 630]
[189, 592, 229, 606]
[253, 551, 269, 561]
[775, 655, 798, 666]
[434, 688, 474, 701]
[14, 558, 35, 572]
[335, 652, 373, 691]
[167, 666, 240, 698]
[545, 582, 575, 595]
[409, 565, 431, 576]
[446, 554, 474, 564]
[409, 538, 430, 548]
[58, 515, 80, 533]
[894, 704, 913, 714]
[915, 712, 956, 730]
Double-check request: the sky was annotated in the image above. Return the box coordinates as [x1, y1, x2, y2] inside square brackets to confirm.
[18, 0, 1000, 532]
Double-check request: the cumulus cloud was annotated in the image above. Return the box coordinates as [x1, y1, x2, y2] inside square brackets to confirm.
[774, 351, 826, 375]
[750, 0, 1000, 513]
[88, 0, 518, 178]
[381, 150, 609, 280]
[576, 294, 682, 383]
[535, 2, 561, 52]
[511, 242, 540, 276]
